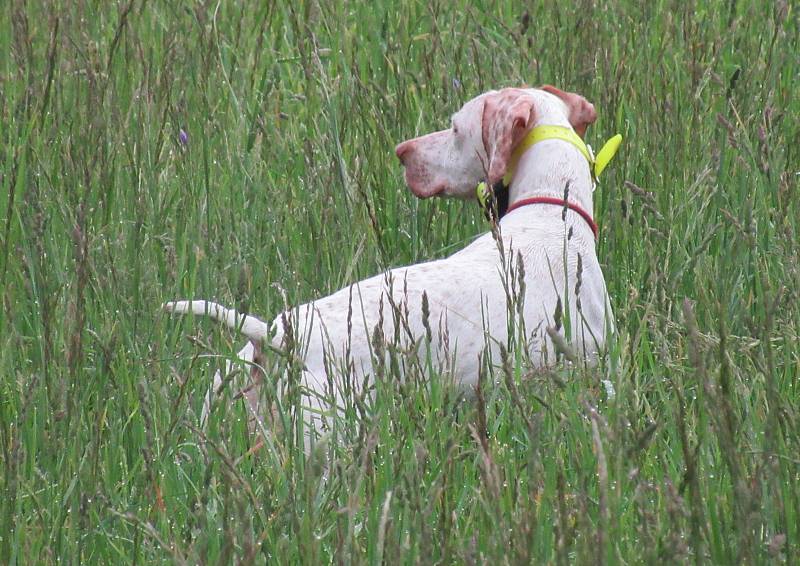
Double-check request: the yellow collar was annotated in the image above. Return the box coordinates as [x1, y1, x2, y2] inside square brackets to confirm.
[501, 125, 622, 186]
[476, 126, 622, 216]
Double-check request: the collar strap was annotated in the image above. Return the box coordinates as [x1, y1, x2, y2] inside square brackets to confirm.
[505, 196, 599, 238]
[476, 126, 622, 235]
[502, 126, 622, 186]
[503, 126, 589, 185]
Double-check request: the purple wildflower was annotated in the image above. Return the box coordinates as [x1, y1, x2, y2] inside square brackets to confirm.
[179, 129, 189, 145]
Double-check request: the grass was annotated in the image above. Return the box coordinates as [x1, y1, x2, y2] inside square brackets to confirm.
[1, 0, 798, 563]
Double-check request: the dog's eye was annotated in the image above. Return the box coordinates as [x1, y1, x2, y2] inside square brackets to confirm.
[452, 122, 459, 135]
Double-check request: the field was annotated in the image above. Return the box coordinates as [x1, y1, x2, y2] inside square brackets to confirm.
[2, 1, 798, 563]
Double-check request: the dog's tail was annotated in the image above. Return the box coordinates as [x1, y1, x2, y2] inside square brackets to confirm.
[163, 300, 271, 343]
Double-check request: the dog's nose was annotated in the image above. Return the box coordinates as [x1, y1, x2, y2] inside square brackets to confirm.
[395, 140, 414, 163]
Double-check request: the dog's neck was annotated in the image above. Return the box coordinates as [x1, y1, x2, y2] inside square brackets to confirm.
[506, 135, 595, 223]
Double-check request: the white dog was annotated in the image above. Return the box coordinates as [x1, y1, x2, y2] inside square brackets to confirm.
[165, 85, 615, 445]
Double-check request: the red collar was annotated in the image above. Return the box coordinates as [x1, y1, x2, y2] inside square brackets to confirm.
[505, 196, 598, 239]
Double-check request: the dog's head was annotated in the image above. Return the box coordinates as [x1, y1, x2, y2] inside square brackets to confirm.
[395, 86, 596, 199]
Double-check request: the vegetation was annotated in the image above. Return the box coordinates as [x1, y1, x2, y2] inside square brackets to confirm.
[1, 1, 797, 563]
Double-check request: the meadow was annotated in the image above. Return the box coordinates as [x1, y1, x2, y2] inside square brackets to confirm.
[1, 1, 798, 563]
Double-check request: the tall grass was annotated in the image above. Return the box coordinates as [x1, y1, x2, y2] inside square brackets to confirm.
[1, 1, 797, 563]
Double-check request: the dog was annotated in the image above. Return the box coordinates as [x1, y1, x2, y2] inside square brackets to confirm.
[165, 85, 614, 447]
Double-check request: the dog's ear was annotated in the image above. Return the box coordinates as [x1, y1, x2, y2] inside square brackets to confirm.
[540, 85, 596, 138]
[481, 89, 537, 185]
